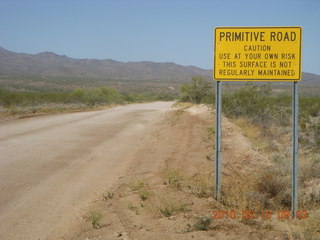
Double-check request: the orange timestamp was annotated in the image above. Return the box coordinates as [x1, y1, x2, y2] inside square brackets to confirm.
[212, 210, 309, 220]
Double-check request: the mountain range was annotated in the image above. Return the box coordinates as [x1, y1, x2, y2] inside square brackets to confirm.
[0, 47, 210, 82]
[0, 47, 319, 84]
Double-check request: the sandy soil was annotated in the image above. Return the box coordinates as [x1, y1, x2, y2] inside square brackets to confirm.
[58, 104, 285, 240]
[0, 102, 174, 240]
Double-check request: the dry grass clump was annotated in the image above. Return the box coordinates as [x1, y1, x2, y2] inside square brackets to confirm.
[161, 169, 184, 189]
[285, 210, 320, 240]
[233, 118, 261, 144]
[193, 216, 212, 231]
[233, 117, 280, 152]
[221, 169, 266, 211]
[222, 154, 320, 214]
[188, 175, 213, 198]
[127, 201, 139, 215]
[83, 210, 103, 229]
[130, 179, 152, 201]
[256, 167, 291, 209]
[139, 188, 151, 201]
[103, 190, 114, 200]
[300, 154, 320, 182]
[130, 179, 145, 191]
[158, 197, 188, 217]
[221, 159, 293, 212]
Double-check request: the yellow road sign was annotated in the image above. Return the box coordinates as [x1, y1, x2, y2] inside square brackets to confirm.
[214, 27, 302, 81]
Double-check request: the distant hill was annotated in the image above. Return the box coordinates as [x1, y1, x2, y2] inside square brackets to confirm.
[0, 47, 210, 82]
[0, 47, 319, 84]
[301, 72, 320, 85]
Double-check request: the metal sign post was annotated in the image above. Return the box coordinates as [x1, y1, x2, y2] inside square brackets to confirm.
[292, 81, 299, 218]
[215, 80, 222, 201]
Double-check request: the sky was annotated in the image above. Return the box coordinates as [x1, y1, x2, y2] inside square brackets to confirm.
[0, 0, 319, 75]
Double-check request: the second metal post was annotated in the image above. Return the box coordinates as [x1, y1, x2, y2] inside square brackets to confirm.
[292, 81, 299, 218]
[215, 81, 222, 201]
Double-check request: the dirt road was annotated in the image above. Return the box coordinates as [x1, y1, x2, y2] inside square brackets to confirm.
[0, 102, 173, 240]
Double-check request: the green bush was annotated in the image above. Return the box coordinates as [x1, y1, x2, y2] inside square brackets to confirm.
[90, 211, 102, 229]
[180, 76, 213, 104]
[222, 84, 291, 127]
[0, 86, 176, 108]
[219, 84, 320, 152]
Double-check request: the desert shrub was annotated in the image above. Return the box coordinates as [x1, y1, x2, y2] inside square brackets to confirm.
[0, 86, 177, 109]
[122, 92, 175, 103]
[257, 168, 289, 198]
[221, 170, 265, 211]
[71, 88, 86, 103]
[180, 76, 213, 104]
[85, 87, 123, 105]
[0, 90, 71, 107]
[201, 91, 215, 104]
[252, 154, 320, 210]
[300, 155, 320, 183]
[220, 84, 320, 152]
[222, 84, 291, 127]
[254, 162, 294, 209]
[300, 97, 320, 118]
[0, 87, 124, 107]
[221, 161, 295, 211]
[300, 122, 320, 151]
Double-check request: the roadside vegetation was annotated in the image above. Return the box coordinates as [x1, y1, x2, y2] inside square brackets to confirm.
[180, 78, 320, 153]
[75, 97, 320, 239]
[180, 76, 214, 104]
[178, 78, 320, 238]
[221, 83, 320, 153]
[0, 86, 176, 116]
[4, 76, 319, 238]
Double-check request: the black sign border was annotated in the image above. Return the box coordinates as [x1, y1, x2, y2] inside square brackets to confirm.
[213, 26, 302, 81]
